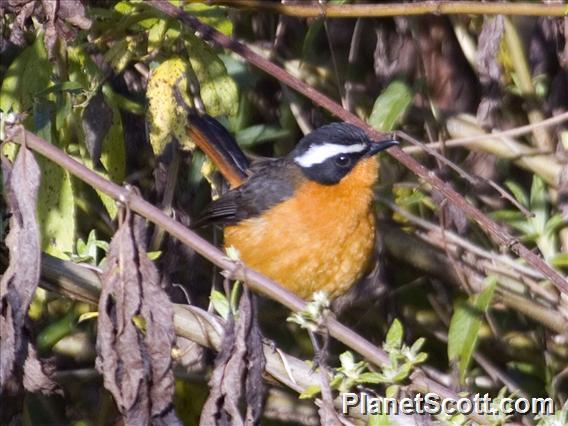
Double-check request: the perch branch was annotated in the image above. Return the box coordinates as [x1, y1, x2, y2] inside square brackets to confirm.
[5, 124, 389, 367]
[147, 0, 568, 295]
[5, 125, 491, 424]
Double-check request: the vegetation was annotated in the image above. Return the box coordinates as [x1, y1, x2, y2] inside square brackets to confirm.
[1, 1, 567, 425]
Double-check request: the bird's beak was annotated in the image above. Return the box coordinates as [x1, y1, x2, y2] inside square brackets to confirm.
[366, 139, 399, 156]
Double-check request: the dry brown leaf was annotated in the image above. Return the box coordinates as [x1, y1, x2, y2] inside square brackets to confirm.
[200, 287, 265, 426]
[2, 0, 92, 59]
[22, 344, 59, 394]
[96, 210, 178, 425]
[0, 147, 55, 394]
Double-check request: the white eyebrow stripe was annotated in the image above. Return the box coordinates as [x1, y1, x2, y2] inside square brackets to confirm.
[293, 143, 367, 167]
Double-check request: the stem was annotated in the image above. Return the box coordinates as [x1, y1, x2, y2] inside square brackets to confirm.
[195, 1, 568, 18]
[403, 110, 568, 154]
[445, 114, 561, 187]
[146, 0, 568, 296]
[503, 18, 553, 151]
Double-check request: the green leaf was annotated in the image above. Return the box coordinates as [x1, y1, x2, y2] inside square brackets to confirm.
[0, 36, 53, 113]
[550, 252, 568, 268]
[410, 337, 426, 353]
[392, 362, 412, 382]
[38, 156, 76, 258]
[210, 290, 230, 320]
[78, 312, 99, 323]
[368, 80, 413, 132]
[186, 33, 238, 117]
[490, 209, 525, 223]
[530, 176, 548, 232]
[148, 18, 168, 51]
[504, 180, 529, 208]
[544, 213, 565, 235]
[302, 18, 324, 60]
[299, 384, 321, 399]
[235, 124, 290, 148]
[414, 352, 428, 363]
[357, 372, 383, 384]
[368, 413, 392, 426]
[36, 311, 77, 353]
[301, 0, 346, 59]
[329, 374, 343, 389]
[385, 319, 403, 351]
[104, 38, 134, 74]
[385, 384, 399, 398]
[29, 95, 77, 259]
[147, 251, 162, 261]
[68, 46, 102, 91]
[114, 1, 137, 14]
[183, 3, 233, 36]
[509, 221, 537, 237]
[447, 277, 497, 383]
[98, 86, 127, 218]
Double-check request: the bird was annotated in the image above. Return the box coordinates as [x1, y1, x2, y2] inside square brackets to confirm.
[194, 120, 398, 300]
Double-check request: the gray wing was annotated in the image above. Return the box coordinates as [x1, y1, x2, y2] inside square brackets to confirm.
[193, 159, 298, 227]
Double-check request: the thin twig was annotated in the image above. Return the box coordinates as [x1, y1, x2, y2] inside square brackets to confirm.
[344, 18, 363, 113]
[377, 196, 558, 303]
[198, 1, 568, 17]
[503, 18, 552, 151]
[445, 115, 561, 187]
[396, 131, 534, 218]
[380, 225, 566, 333]
[403, 110, 568, 154]
[146, 0, 568, 295]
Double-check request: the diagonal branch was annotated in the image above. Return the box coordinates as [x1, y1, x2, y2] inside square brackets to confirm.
[38, 253, 492, 424]
[193, 1, 568, 18]
[4, 124, 389, 367]
[4, 125, 490, 424]
[147, 0, 568, 295]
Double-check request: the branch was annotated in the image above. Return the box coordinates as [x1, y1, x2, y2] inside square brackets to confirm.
[5, 124, 388, 367]
[403, 110, 568, 154]
[196, 1, 568, 17]
[5, 126, 492, 424]
[147, 0, 568, 296]
[380, 225, 565, 334]
[39, 246, 491, 424]
[445, 114, 561, 187]
[38, 255, 353, 421]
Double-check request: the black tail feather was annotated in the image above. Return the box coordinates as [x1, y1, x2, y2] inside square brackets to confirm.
[188, 112, 250, 183]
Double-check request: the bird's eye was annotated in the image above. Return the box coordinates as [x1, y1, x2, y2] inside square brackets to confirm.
[335, 154, 351, 167]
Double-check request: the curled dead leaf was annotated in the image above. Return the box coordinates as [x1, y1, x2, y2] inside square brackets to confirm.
[96, 210, 179, 425]
[1, 147, 58, 395]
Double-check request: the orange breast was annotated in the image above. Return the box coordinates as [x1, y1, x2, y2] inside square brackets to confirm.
[224, 157, 379, 300]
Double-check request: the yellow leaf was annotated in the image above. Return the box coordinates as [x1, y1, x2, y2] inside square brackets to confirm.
[78, 312, 99, 323]
[146, 57, 193, 156]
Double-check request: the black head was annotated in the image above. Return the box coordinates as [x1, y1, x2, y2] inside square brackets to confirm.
[288, 122, 398, 185]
